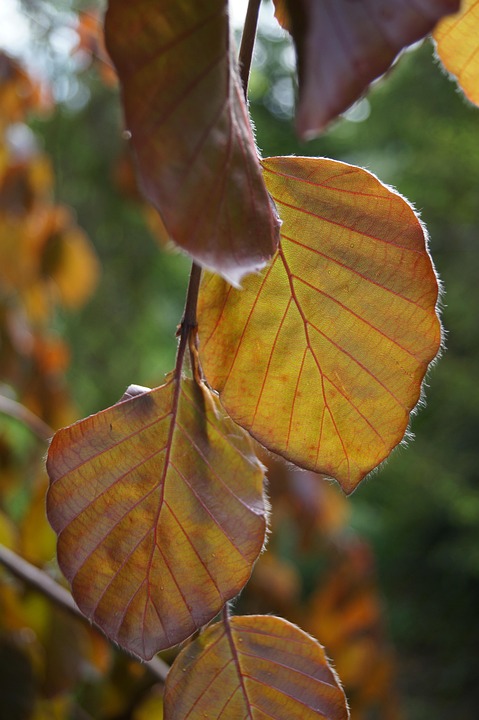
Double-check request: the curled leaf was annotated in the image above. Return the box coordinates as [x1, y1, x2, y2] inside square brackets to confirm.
[164, 614, 349, 720]
[198, 156, 441, 494]
[105, 0, 280, 285]
[273, 0, 460, 137]
[47, 374, 267, 659]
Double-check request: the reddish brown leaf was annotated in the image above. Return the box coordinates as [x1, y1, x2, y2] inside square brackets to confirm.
[104, 0, 280, 286]
[46, 374, 267, 660]
[272, 0, 460, 137]
[198, 156, 441, 494]
[434, 0, 479, 106]
[164, 614, 349, 720]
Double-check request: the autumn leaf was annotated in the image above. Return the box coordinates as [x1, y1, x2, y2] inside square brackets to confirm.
[164, 614, 349, 720]
[198, 156, 441, 494]
[434, 0, 479, 106]
[104, 0, 280, 286]
[272, 0, 460, 137]
[46, 374, 267, 660]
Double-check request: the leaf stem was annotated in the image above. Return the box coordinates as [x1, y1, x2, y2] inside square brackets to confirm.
[176, 261, 202, 375]
[0, 543, 170, 683]
[175, 2, 261, 376]
[238, 0, 262, 98]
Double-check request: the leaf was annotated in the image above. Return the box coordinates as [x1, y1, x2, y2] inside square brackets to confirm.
[434, 0, 479, 106]
[164, 614, 349, 720]
[305, 540, 398, 715]
[46, 373, 267, 660]
[272, 0, 460, 137]
[104, 0, 280, 286]
[198, 156, 441, 494]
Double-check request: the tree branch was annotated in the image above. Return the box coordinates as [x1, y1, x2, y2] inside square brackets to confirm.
[0, 543, 170, 683]
[238, 0, 262, 98]
[0, 394, 53, 442]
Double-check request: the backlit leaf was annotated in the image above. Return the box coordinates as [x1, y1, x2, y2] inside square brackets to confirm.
[198, 156, 441, 494]
[164, 614, 349, 720]
[46, 374, 266, 660]
[104, 0, 280, 286]
[272, 0, 460, 137]
[434, 0, 479, 106]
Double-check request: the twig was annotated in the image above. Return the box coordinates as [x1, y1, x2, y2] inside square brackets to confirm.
[0, 394, 53, 442]
[238, 0, 262, 98]
[0, 543, 170, 683]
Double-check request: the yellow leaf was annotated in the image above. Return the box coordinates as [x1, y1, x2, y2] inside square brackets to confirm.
[198, 156, 441, 493]
[434, 0, 479, 106]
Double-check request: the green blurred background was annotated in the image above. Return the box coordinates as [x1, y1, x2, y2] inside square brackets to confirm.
[2, 1, 479, 717]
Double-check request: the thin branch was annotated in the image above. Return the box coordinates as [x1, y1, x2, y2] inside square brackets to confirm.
[0, 394, 53, 442]
[238, 0, 262, 98]
[0, 544, 170, 683]
[181, 262, 202, 336]
[176, 261, 202, 376]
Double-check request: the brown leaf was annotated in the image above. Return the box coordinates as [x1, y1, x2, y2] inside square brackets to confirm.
[105, 0, 280, 285]
[47, 374, 267, 659]
[164, 614, 349, 719]
[273, 0, 460, 137]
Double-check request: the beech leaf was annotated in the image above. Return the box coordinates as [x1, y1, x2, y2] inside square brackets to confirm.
[46, 374, 267, 660]
[104, 0, 280, 286]
[164, 614, 349, 720]
[198, 156, 442, 494]
[272, 0, 460, 137]
[434, 0, 479, 106]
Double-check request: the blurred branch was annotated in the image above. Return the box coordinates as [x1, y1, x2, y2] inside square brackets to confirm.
[0, 543, 170, 683]
[0, 394, 53, 442]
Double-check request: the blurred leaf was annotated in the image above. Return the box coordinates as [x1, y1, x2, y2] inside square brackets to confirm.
[272, 0, 460, 137]
[105, 0, 280, 286]
[434, 0, 479, 106]
[47, 375, 267, 659]
[198, 156, 441, 493]
[245, 552, 302, 617]
[164, 614, 349, 720]
[306, 540, 400, 718]
[0, 509, 19, 548]
[132, 687, 164, 720]
[74, 9, 118, 87]
[19, 479, 57, 566]
[0, 53, 50, 129]
[31, 697, 71, 720]
[42, 225, 100, 309]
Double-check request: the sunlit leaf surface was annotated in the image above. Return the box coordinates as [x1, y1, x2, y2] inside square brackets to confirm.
[434, 0, 479, 106]
[164, 614, 349, 720]
[198, 156, 441, 493]
[47, 375, 266, 660]
[105, 0, 280, 286]
[272, 0, 460, 137]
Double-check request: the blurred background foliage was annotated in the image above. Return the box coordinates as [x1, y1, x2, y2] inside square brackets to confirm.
[0, 1, 478, 718]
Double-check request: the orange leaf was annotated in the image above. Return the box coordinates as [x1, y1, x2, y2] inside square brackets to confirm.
[198, 156, 441, 494]
[272, 0, 460, 137]
[164, 614, 349, 720]
[104, 0, 280, 286]
[46, 375, 266, 660]
[434, 0, 479, 106]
